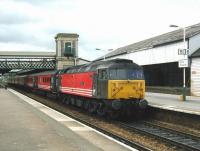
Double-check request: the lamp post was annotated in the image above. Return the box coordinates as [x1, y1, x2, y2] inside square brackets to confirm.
[169, 25, 188, 101]
[170, 24, 200, 100]
[96, 48, 113, 60]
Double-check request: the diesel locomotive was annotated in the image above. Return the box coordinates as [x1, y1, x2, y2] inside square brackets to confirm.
[8, 59, 148, 119]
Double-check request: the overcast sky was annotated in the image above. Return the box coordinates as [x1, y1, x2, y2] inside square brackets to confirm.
[0, 0, 200, 61]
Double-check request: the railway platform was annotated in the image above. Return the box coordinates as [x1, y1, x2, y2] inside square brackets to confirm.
[0, 88, 136, 151]
[145, 92, 200, 115]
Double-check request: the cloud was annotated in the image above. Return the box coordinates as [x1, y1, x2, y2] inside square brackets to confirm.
[0, 24, 54, 49]
[12, 0, 73, 5]
[0, 42, 54, 52]
[0, 0, 200, 61]
[0, 0, 42, 25]
[13, 0, 55, 5]
[0, 12, 33, 25]
[0, 25, 33, 42]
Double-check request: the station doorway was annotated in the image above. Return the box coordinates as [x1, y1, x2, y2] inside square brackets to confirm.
[142, 62, 190, 87]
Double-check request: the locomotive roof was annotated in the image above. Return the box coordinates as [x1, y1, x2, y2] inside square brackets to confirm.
[18, 59, 141, 76]
[94, 59, 141, 70]
[62, 58, 141, 74]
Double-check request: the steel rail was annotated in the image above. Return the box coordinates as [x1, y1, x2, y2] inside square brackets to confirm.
[143, 121, 200, 140]
[118, 121, 200, 151]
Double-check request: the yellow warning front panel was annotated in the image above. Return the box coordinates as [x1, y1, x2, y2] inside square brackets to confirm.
[108, 80, 145, 100]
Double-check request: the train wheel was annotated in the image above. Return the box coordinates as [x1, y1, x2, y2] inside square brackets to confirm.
[76, 99, 83, 108]
[88, 102, 97, 114]
[70, 97, 76, 105]
[83, 100, 89, 110]
[134, 109, 146, 120]
[107, 109, 120, 120]
[65, 96, 70, 105]
[61, 96, 66, 104]
[97, 103, 107, 116]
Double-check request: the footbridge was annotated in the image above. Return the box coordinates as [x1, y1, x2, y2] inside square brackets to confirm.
[0, 33, 90, 74]
[0, 51, 56, 73]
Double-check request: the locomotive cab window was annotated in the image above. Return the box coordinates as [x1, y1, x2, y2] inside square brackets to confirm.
[128, 69, 144, 79]
[98, 69, 108, 80]
[109, 68, 144, 80]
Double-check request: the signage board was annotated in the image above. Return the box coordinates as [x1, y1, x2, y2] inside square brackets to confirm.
[178, 59, 189, 68]
[178, 48, 189, 55]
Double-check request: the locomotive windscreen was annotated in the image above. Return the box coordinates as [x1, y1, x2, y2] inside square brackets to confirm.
[109, 69, 144, 80]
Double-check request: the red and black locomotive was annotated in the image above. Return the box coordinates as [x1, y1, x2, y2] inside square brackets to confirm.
[8, 59, 147, 119]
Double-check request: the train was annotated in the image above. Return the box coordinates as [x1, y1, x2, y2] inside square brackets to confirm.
[7, 59, 148, 119]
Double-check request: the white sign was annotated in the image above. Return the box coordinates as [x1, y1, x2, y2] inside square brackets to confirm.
[178, 48, 189, 55]
[178, 59, 189, 68]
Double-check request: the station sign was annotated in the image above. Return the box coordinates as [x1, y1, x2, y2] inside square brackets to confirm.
[178, 59, 189, 68]
[178, 48, 189, 55]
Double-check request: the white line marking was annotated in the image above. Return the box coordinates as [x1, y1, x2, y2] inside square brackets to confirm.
[61, 86, 92, 92]
[69, 126, 92, 131]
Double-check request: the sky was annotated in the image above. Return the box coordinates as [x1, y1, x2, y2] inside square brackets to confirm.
[0, 0, 200, 61]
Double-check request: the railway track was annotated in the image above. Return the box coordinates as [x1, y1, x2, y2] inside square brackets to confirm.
[11, 87, 200, 151]
[12, 88, 151, 151]
[70, 116, 151, 151]
[118, 121, 200, 151]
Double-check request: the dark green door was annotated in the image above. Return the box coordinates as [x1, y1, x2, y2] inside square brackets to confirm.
[97, 69, 108, 99]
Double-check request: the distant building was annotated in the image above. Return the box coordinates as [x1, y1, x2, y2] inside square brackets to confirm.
[55, 33, 90, 69]
[0, 33, 90, 75]
[96, 23, 200, 96]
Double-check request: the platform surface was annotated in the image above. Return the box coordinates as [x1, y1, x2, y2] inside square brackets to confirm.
[145, 92, 200, 115]
[0, 88, 136, 151]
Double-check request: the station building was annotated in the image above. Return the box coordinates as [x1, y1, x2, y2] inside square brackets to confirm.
[96, 23, 200, 96]
[55, 33, 90, 69]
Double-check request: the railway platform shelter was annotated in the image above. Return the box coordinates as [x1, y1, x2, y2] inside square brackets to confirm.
[0, 88, 135, 151]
